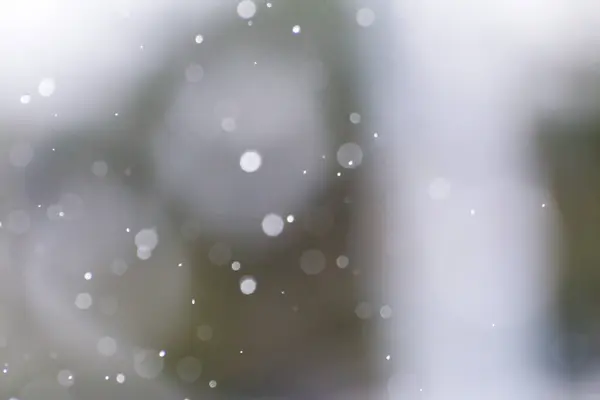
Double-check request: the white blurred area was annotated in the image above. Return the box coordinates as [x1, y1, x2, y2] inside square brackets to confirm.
[0, 0, 333, 398]
[386, 0, 600, 399]
[4, 0, 600, 398]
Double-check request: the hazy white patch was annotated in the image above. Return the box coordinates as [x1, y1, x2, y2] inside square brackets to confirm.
[176, 356, 202, 382]
[336, 142, 363, 169]
[97, 336, 117, 356]
[356, 8, 376, 27]
[56, 370, 74, 387]
[300, 249, 326, 275]
[236, 0, 256, 19]
[91, 161, 108, 178]
[74, 293, 93, 310]
[134, 348, 164, 379]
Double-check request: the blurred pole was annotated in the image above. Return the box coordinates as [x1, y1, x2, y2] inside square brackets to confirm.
[385, 1, 560, 398]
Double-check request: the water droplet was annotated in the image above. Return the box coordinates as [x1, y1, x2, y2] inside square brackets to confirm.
[57, 369, 75, 387]
[97, 336, 117, 357]
[261, 213, 284, 237]
[237, 0, 257, 19]
[194, 34, 204, 44]
[300, 249, 326, 275]
[292, 25, 301, 34]
[75, 293, 93, 310]
[380, 305, 393, 319]
[221, 117, 237, 132]
[231, 261, 241, 271]
[336, 142, 363, 169]
[110, 259, 128, 276]
[116, 373, 125, 383]
[133, 348, 164, 379]
[84, 272, 92, 280]
[349, 112, 361, 124]
[356, 8, 376, 27]
[176, 356, 202, 383]
[336, 255, 349, 269]
[286, 215, 295, 223]
[20, 94, 31, 104]
[197, 325, 213, 341]
[240, 276, 257, 295]
[91, 161, 108, 178]
[355, 302, 372, 319]
[135, 228, 159, 251]
[209, 380, 217, 388]
[240, 150, 262, 173]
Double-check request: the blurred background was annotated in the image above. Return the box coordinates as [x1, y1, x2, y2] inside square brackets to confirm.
[1, 0, 600, 399]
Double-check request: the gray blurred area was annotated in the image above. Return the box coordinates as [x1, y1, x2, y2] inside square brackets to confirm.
[0, 1, 389, 399]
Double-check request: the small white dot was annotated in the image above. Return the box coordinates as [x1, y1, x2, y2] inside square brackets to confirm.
[302, 170, 307, 175]
[116, 373, 125, 383]
[292, 25, 301, 34]
[386, 355, 391, 360]
[52, 148, 56, 151]
[266, 2, 272, 7]
[470, 209, 476, 215]
[209, 380, 217, 388]
[248, 20, 253, 26]
[178, 262, 183, 267]
[126, 228, 130, 233]
[195, 34, 204, 44]
[114, 112, 119, 116]
[542, 203, 546, 208]
[192, 298, 196, 305]
[492, 323, 495, 327]
[20, 94, 31, 104]
[140, 45, 144, 50]
[337, 172, 341, 177]
[239, 350, 244, 354]
[159, 350, 166, 357]
[84, 272, 93, 280]
[105, 375, 110, 380]
[374, 132, 379, 138]
[286, 215, 294, 223]
[231, 261, 241, 271]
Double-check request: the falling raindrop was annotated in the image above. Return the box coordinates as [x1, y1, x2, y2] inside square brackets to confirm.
[240, 276, 257, 295]
[237, 0, 256, 19]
